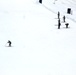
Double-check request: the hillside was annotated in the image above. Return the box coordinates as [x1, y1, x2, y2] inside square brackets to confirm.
[0, 0, 76, 75]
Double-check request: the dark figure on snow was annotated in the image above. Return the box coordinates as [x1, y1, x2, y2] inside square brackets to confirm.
[39, 0, 42, 3]
[63, 15, 66, 22]
[58, 11, 60, 19]
[58, 19, 61, 29]
[65, 23, 69, 28]
[7, 40, 12, 47]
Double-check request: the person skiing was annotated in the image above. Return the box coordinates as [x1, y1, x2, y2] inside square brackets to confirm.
[58, 19, 61, 29]
[63, 15, 66, 22]
[58, 11, 60, 19]
[7, 40, 12, 47]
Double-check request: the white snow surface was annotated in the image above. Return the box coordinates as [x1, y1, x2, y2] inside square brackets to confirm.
[0, 0, 76, 75]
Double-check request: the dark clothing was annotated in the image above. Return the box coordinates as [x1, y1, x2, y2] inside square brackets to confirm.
[39, 0, 42, 3]
[58, 18, 60, 23]
[7, 40, 12, 47]
[63, 16, 65, 22]
[58, 12, 60, 19]
[65, 23, 69, 28]
[58, 23, 61, 29]
[58, 19, 61, 29]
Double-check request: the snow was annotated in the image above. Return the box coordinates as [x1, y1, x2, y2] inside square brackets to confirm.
[0, 0, 76, 75]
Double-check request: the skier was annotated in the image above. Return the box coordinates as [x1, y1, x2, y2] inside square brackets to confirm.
[7, 40, 12, 47]
[58, 19, 61, 29]
[58, 11, 60, 19]
[65, 23, 69, 28]
[63, 15, 66, 22]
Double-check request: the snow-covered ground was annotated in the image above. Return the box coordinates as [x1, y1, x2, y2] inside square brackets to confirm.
[43, 0, 76, 22]
[0, 0, 76, 75]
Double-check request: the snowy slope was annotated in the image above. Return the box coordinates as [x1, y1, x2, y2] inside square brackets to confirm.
[43, 0, 76, 22]
[0, 0, 76, 75]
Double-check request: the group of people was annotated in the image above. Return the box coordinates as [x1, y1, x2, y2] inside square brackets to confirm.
[6, 12, 70, 47]
[57, 11, 69, 29]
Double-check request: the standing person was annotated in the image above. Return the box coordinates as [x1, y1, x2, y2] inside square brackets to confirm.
[58, 19, 61, 29]
[58, 11, 60, 19]
[63, 15, 66, 22]
[7, 40, 12, 47]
